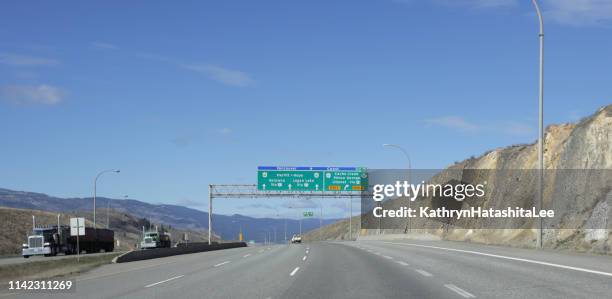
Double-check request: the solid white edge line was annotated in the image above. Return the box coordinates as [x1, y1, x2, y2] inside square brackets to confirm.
[214, 261, 231, 267]
[384, 242, 612, 278]
[145, 275, 184, 288]
[290, 267, 300, 276]
[444, 284, 475, 298]
[415, 269, 433, 277]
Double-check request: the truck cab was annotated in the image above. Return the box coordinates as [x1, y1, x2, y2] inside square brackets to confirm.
[140, 231, 171, 249]
[22, 227, 66, 258]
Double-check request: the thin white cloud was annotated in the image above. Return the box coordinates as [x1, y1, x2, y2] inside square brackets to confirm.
[215, 128, 233, 135]
[542, 0, 612, 26]
[92, 42, 119, 50]
[182, 64, 254, 87]
[0, 84, 65, 105]
[0, 53, 59, 67]
[424, 116, 534, 136]
[501, 122, 534, 136]
[425, 116, 480, 132]
[430, 0, 517, 9]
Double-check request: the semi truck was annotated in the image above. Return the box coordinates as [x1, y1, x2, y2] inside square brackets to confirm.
[22, 225, 115, 258]
[140, 230, 171, 249]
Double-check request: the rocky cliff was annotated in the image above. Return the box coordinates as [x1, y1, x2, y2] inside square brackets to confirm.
[308, 105, 612, 254]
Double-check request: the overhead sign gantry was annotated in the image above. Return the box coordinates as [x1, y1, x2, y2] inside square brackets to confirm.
[207, 166, 368, 244]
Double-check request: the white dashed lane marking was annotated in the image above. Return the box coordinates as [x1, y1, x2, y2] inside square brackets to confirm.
[290, 267, 300, 276]
[444, 284, 475, 298]
[214, 261, 231, 267]
[415, 269, 433, 277]
[145, 275, 184, 288]
[396, 261, 409, 266]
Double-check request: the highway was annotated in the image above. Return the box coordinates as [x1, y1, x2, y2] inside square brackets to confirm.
[1, 240, 611, 298]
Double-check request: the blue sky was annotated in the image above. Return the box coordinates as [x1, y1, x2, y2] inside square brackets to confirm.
[1, 0, 611, 219]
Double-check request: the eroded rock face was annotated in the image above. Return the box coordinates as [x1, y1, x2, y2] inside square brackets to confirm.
[433, 106, 611, 252]
[357, 105, 612, 253]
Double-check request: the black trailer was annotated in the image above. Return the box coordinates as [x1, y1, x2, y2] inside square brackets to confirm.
[66, 228, 115, 254]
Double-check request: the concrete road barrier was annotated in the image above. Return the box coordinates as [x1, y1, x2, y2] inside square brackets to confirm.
[114, 242, 247, 263]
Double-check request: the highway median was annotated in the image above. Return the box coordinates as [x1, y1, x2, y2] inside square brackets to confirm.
[113, 242, 247, 263]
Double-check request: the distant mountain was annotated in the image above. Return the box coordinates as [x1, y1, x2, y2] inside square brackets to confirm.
[0, 188, 339, 242]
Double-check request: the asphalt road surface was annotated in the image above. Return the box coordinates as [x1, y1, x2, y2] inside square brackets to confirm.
[1, 240, 611, 298]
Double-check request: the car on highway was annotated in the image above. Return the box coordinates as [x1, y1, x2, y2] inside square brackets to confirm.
[290, 234, 302, 244]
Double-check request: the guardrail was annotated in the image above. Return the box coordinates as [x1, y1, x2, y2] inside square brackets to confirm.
[113, 242, 247, 263]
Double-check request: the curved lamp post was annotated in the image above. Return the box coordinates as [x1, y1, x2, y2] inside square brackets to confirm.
[383, 144, 412, 233]
[93, 169, 120, 228]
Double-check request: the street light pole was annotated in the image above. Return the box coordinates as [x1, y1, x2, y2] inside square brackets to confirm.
[208, 184, 212, 245]
[531, 0, 545, 249]
[349, 198, 352, 241]
[383, 144, 412, 233]
[107, 195, 128, 229]
[93, 169, 120, 229]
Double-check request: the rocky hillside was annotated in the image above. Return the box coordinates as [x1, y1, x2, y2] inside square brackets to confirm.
[307, 104, 611, 254]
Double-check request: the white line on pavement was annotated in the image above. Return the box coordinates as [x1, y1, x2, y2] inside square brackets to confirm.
[383, 255, 393, 259]
[444, 284, 475, 298]
[214, 261, 231, 267]
[145, 275, 184, 288]
[396, 261, 409, 266]
[243, 254, 251, 258]
[290, 267, 300, 276]
[385, 242, 612, 278]
[415, 269, 433, 277]
[303, 255, 307, 261]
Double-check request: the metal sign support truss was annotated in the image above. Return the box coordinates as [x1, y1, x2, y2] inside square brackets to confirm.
[207, 184, 364, 244]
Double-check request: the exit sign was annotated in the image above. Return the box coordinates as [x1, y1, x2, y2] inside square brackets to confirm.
[257, 166, 368, 191]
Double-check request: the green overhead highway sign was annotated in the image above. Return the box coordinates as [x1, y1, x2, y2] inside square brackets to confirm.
[257, 166, 368, 191]
[303, 211, 314, 217]
[257, 169, 323, 191]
